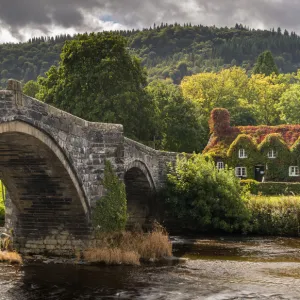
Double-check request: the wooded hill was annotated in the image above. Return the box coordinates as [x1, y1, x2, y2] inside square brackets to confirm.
[1, 23, 300, 87]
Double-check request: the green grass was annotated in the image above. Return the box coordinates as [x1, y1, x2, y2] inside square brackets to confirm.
[246, 195, 300, 236]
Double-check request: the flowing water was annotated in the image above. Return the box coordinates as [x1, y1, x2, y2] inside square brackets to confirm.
[0, 236, 300, 299]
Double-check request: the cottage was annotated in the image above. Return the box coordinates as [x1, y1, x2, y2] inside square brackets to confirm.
[203, 108, 300, 182]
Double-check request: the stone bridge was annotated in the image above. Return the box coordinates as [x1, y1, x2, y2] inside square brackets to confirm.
[0, 80, 177, 255]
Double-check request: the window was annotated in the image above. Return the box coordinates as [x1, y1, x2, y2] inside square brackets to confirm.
[238, 149, 247, 159]
[268, 149, 277, 159]
[289, 166, 300, 177]
[217, 162, 224, 170]
[235, 167, 247, 177]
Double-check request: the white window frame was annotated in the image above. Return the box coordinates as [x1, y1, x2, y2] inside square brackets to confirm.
[217, 162, 224, 170]
[238, 149, 247, 159]
[289, 166, 300, 177]
[235, 167, 247, 178]
[267, 149, 277, 159]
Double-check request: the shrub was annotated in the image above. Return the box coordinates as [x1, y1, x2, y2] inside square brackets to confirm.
[241, 180, 300, 195]
[92, 160, 128, 232]
[246, 195, 300, 236]
[164, 154, 251, 233]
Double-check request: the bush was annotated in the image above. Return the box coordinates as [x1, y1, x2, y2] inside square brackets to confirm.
[92, 160, 128, 232]
[164, 154, 251, 233]
[241, 180, 300, 195]
[247, 195, 300, 236]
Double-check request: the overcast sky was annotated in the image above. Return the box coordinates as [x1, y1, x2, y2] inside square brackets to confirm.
[0, 0, 298, 43]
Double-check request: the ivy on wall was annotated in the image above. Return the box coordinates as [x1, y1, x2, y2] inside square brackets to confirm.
[205, 108, 300, 182]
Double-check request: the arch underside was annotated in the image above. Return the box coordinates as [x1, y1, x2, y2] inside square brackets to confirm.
[0, 123, 89, 239]
[124, 161, 156, 226]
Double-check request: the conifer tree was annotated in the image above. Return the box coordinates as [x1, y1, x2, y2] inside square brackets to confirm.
[252, 51, 279, 76]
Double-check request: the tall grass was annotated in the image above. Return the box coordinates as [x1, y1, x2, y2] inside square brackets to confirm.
[247, 195, 300, 236]
[0, 251, 22, 264]
[82, 226, 172, 265]
[0, 182, 5, 226]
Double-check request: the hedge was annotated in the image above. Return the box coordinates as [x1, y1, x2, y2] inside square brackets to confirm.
[241, 179, 300, 195]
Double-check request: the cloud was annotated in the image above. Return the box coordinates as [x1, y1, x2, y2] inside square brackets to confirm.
[0, 0, 299, 42]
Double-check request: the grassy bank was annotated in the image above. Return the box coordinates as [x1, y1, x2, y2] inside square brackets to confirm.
[247, 195, 300, 236]
[81, 228, 172, 266]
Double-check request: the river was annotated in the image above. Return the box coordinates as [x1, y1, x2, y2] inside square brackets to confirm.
[0, 236, 300, 299]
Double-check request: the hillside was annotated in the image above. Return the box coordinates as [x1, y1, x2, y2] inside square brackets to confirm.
[1, 23, 300, 87]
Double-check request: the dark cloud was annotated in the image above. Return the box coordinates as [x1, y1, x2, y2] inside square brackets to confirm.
[0, 0, 300, 41]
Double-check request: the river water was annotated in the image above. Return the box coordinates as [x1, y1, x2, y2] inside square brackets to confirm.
[0, 236, 300, 299]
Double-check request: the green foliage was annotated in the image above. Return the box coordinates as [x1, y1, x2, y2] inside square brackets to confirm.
[1, 24, 300, 88]
[23, 80, 40, 98]
[37, 32, 153, 141]
[247, 195, 300, 236]
[258, 134, 290, 181]
[277, 80, 300, 124]
[145, 80, 208, 152]
[241, 180, 300, 196]
[253, 51, 279, 76]
[164, 154, 250, 233]
[226, 134, 259, 180]
[92, 160, 128, 232]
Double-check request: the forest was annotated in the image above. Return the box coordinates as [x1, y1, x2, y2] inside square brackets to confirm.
[1, 23, 300, 87]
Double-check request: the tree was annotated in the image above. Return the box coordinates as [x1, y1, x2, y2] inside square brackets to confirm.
[248, 73, 290, 125]
[181, 67, 257, 125]
[164, 154, 250, 233]
[252, 51, 279, 76]
[92, 160, 128, 232]
[37, 32, 154, 141]
[146, 80, 208, 152]
[23, 80, 41, 98]
[277, 83, 300, 124]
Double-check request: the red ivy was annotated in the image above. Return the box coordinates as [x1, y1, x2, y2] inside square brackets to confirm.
[204, 109, 300, 155]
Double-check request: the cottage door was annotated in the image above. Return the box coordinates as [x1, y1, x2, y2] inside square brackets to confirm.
[255, 165, 265, 182]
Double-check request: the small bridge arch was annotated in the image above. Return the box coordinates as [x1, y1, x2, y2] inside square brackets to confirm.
[124, 160, 156, 226]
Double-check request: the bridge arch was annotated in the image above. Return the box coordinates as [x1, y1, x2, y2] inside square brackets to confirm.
[124, 160, 156, 226]
[0, 121, 90, 240]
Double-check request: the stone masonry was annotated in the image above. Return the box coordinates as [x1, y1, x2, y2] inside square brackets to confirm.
[0, 80, 178, 255]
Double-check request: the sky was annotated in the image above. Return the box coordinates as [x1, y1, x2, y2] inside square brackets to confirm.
[0, 0, 298, 43]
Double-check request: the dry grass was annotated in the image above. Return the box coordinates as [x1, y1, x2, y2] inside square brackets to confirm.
[83, 248, 140, 265]
[0, 251, 22, 264]
[82, 226, 172, 265]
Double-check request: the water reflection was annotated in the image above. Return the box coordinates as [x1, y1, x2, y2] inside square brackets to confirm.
[0, 236, 300, 299]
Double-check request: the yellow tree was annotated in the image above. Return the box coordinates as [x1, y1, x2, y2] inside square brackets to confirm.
[181, 67, 255, 125]
[248, 73, 291, 125]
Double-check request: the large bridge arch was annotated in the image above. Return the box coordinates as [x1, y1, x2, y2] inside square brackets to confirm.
[124, 160, 157, 226]
[0, 121, 90, 242]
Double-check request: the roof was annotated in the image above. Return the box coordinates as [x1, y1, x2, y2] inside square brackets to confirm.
[203, 108, 300, 158]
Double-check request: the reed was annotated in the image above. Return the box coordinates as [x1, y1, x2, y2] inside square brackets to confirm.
[82, 226, 172, 265]
[0, 251, 22, 264]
